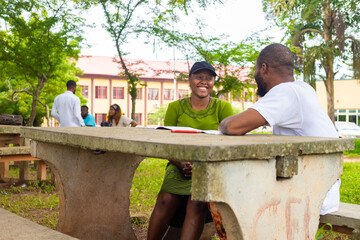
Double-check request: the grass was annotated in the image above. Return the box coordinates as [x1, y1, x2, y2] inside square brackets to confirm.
[340, 162, 360, 204]
[129, 158, 167, 217]
[0, 158, 359, 239]
[344, 139, 360, 157]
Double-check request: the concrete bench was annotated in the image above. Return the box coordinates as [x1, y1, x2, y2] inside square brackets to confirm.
[320, 202, 360, 239]
[0, 146, 47, 182]
[21, 127, 353, 240]
[0, 125, 47, 183]
[0, 207, 77, 240]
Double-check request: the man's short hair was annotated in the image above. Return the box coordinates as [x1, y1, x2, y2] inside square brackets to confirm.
[81, 105, 88, 110]
[66, 80, 77, 89]
[257, 43, 294, 72]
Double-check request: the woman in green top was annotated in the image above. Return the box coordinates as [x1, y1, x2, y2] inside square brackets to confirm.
[147, 61, 233, 240]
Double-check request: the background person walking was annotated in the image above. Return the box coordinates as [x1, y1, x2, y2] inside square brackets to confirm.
[51, 80, 84, 127]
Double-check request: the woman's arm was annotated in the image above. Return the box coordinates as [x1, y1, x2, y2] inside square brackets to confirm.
[130, 120, 137, 127]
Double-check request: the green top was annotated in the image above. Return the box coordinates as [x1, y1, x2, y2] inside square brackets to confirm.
[164, 97, 234, 130]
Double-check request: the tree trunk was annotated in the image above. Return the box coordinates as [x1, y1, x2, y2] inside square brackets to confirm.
[27, 75, 47, 126]
[131, 95, 136, 121]
[322, 2, 336, 122]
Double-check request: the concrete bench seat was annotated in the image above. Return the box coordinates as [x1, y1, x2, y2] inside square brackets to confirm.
[0, 126, 47, 183]
[0, 208, 77, 240]
[320, 202, 360, 239]
[0, 146, 47, 183]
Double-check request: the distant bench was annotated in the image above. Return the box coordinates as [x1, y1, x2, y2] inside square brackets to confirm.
[0, 208, 77, 240]
[320, 202, 360, 240]
[0, 125, 47, 183]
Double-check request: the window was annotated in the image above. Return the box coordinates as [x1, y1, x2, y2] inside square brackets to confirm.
[137, 88, 142, 100]
[148, 88, 159, 100]
[113, 87, 124, 99]
[178, 89, 189, 99]
[164, 89, 174, 100]
[95, 113, 107, 125]
[80, 85, 89, 98]
[135, 113, 142, 125]
[95, 86, 107, 99]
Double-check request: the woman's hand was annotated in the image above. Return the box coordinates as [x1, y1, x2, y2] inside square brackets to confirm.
[181, 162, 192, 178]
[169, 160, 192, 178]
[130, 121, 138, 127]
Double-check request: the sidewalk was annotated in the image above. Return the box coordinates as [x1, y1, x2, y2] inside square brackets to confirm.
[344, 156, 360, 162]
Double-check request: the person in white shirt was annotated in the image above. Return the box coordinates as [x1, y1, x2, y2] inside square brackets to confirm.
[219, 43, 340, 215]
[51, 80, 85, 127]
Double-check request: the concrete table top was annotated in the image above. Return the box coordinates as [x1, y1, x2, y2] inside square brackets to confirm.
[19, 127, 354, 240]
[0, 125, 21, 134]
[20, 127, 353, 161]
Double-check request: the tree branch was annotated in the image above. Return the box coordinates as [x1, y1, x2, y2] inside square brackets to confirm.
[300, 28, 325, 39]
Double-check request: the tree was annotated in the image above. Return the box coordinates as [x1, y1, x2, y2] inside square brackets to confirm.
[77, 0, 222, 119]
[262, 0, 360, 122]
[0, 0, 84, 126]
[147, 18, 271, 102]
[147, 104, 167, 125]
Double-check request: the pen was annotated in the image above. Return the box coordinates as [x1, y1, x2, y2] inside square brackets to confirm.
[171, 130, 201, 133]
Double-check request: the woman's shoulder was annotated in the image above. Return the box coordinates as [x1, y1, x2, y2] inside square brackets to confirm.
[168, 98, 188, 109]
[212, 98, 232, 108]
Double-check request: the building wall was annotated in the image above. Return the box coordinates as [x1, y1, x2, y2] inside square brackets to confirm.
[78, 77, 192, 126]
[316, 79, 360, 124]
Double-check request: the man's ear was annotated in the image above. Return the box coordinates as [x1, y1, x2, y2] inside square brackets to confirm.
[261, 63, 268, 73]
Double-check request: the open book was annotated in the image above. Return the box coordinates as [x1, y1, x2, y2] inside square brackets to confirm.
[156, 126, 222, 135]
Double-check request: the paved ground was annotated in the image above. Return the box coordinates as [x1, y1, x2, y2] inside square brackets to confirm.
[343, 156, 360, 162]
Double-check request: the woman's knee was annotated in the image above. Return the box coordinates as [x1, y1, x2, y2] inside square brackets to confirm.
[156, 192, 184, 209]
[187, 200, 207, 214]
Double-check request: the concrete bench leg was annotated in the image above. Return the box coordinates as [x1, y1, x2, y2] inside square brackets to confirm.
[31, 141, 144, 240]
[352, 229, 360, 240]
[37, 160, 47, 181]
[192, 153, 343, 240]
[0, 161, 9, 180]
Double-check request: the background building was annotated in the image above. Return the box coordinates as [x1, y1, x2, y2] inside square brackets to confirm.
[316, 79, 360, 125]
[76, 56, 254, 126]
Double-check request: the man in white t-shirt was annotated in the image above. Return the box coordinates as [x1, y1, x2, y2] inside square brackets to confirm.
[51, 80, 85, 127]
[219, 43, 340, 215]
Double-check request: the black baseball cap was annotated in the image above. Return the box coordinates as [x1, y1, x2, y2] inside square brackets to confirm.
[189, 61, 217, 76]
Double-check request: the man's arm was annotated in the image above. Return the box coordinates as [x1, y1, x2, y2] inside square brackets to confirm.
[51, 99, 60, 122]
[219, 108, 268, 135]
[74, 98, 85, 127]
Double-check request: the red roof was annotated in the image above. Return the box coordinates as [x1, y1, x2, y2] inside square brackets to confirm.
[76, 55, 250, 81]
[76, 56, 191, 79]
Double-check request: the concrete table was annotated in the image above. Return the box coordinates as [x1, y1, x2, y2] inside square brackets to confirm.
[21, 127, 353, 240]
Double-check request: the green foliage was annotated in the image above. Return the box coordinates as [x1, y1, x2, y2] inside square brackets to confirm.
[340, 162, 360, 204]
[262, 0, 360, 121]
[147, 15, 271, 100]
[344, 139, 360, 157]
[232, 106, 242, 115]
[147, 105, 168, 125]
[315, 223, 332, 239]
[130, 158, 168, 217]
[0, 0, 85, 126]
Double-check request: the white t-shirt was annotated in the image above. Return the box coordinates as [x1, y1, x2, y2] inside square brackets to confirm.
[251, 81, 340, 215]
[111, 115, 133, 127]
[51, 91, 85, 127]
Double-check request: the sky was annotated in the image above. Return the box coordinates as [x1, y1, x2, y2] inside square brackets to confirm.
[80, 0, 285, 62]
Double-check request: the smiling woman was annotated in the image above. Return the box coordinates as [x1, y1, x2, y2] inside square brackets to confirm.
[147, 61, 234, 240]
